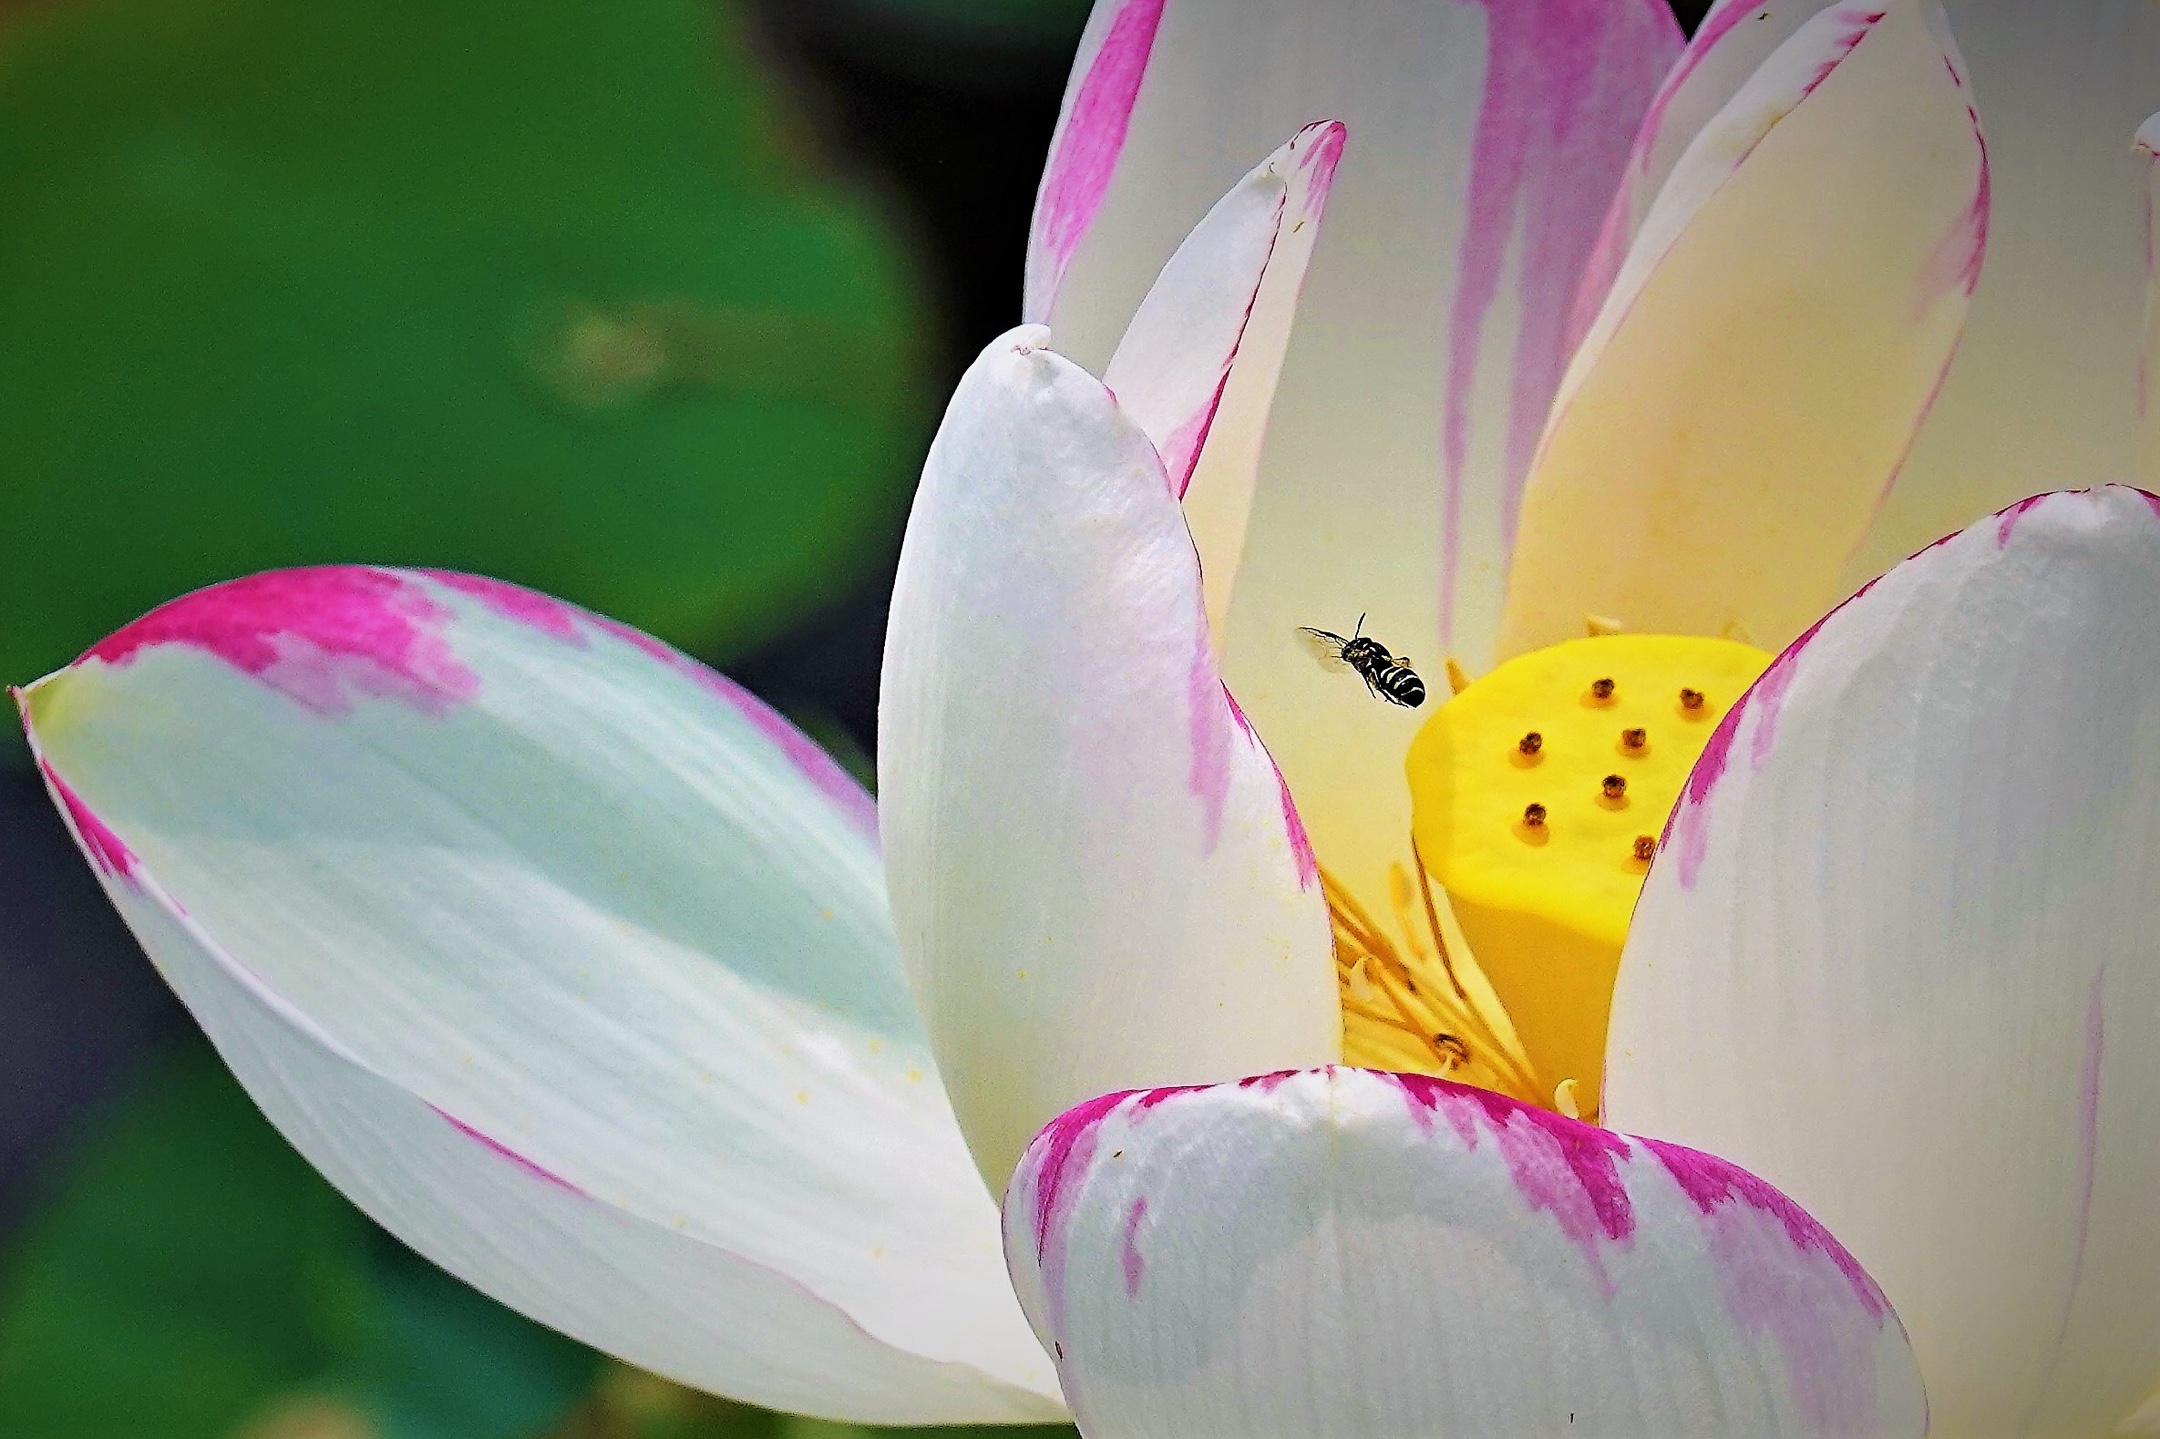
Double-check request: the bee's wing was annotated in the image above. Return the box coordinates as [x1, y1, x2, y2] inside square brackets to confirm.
[1296, 628, 1354, 672]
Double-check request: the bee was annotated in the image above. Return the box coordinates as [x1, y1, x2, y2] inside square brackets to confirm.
[1298, 615, 1426, 708]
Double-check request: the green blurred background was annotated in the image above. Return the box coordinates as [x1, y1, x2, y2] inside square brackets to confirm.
[0, 0, 1711, 1434]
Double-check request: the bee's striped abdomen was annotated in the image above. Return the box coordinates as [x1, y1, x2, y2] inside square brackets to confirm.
[1375, 663, 1425, 708]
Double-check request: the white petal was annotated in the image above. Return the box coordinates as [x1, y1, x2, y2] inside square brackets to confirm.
[2116, 1385, 2160, 1436]
[1606, 487, 2160, 1435]
[1037, 0, 1679, 959]
[1496, 0, 1986, 658]
[1845, 0, 2160, 586]
[1582, 0, 1844, 320]
[879, 328, 1337, 1190]
[2141, 113, 2160, 485]
[1005, 1069, 1924, 1439]
[1026, 0, 1168, 327]
[18, 568, 1061, 1425]
[1102, 120, 1345, 644]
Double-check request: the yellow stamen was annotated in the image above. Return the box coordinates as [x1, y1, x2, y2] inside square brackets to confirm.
[1387, 862, 1433, 966]
[1445, 657, 1473, 695]
[1554, 1078, 1582, 1120]
[1327, 858, 1542, 1105]
[1405, 634, 1771, 1119]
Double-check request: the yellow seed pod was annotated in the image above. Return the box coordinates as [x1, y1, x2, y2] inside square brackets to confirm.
[1406, 634, 1771, 1118]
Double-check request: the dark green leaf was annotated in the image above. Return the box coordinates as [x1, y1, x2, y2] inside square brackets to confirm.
[0, 0, 931, 687]
[814, 0, 1092, 47]
[0, 1038, 597, 1439]
[353, 1233, 595, 1439]
[551, 1369, 1079, 1439]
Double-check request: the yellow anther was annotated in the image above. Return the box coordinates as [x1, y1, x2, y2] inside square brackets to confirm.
[1343, 955, 1380, 1003]
[1445, 657, 1473, 696]
[1585, 614, 1626, 637]
[1554, 1078, 1582, 1121]
[1406, 634, 1771, 1118]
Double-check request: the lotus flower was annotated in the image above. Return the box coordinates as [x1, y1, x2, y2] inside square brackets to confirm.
[18, 0, 2160, 1435]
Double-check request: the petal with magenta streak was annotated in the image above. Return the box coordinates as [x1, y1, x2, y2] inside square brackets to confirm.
[17, 568, 1062, 1424]
[1844, 0, 2160, 588]
[1101, 120, 1344, 645]
[1024, 0, 1168, 328]
[879, 327, 1337, 1191]
[1608, 487, 2160, 1435]
[1037, 0, 1680, 971]
[1575, 0, 1844, 332]
[1005, 1068, 1923, 1439]
[1496, 0, 1987, 659]
[2140, 113, 2160, 486]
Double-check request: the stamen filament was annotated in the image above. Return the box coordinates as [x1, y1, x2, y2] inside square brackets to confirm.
[1327, 861, 1542, 1102]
